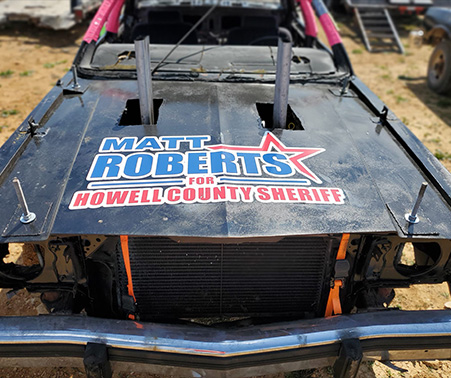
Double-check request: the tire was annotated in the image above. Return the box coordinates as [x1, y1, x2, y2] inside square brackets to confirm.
[427, 39, 451, 95]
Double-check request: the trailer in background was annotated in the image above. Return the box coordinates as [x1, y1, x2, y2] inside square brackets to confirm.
[341, 0, 451, 53]
[0, 0, 101, 30]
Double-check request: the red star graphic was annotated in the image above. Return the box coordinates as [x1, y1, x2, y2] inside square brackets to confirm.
[207, 132, 325, 184]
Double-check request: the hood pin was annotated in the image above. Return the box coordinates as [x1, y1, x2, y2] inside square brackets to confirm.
[71, 65, 80, 90]
[12, 177, 36, 224]
[405, 182, 428, 224]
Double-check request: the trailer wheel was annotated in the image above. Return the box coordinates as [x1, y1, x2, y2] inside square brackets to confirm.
[427, 39, 451, 95]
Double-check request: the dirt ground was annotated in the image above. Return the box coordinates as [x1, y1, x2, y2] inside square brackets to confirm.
[0, 10, 450, 378]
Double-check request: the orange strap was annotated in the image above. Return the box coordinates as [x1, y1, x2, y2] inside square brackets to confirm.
[336, 233, 350, 260]
[120, 235, 136, 303]
[325, 280, 342, 317]
[325, 234, 350, 317]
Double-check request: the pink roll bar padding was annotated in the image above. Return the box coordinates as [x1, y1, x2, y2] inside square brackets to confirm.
[319, 13, 342, 46]
[106, 0, 126, 34]
[83, 0, 118, 43]
[298, 0, 317, 38]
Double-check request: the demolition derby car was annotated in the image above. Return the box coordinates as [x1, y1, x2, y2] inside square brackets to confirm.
[0, 0, 451, 376]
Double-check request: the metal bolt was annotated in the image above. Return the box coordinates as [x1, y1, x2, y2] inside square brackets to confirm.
[12, 177, 36, 224]
[340, 77, 350, 95]
[405, 182, 428, 224]
[71, 65, 80, 89]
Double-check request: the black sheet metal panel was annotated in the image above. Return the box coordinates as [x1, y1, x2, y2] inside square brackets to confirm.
[0, 85, 63, 180]
[49, 79, 400, 238]
[0, 74, 99, 243]
[349, 78, 451, 238]
[126, 236, 330, 318]
[1, 73, 450, 240]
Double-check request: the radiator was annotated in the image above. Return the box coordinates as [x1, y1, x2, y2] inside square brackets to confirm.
[122, 236, 332, 319]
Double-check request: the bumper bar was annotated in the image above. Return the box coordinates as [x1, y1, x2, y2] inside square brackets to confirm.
[1, 310, 451, 376]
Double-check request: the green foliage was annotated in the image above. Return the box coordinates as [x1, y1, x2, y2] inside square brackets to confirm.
[434, 150, 451, 160]
[1, 109, 18, 118]
[395, 95, 408, 104]
[19, 70, 33, 77]
[0, 69, 14, 77]
[44, 60, 68, 69]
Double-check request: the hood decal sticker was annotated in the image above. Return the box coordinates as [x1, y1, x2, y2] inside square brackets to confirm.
[69, 132, 345, 210]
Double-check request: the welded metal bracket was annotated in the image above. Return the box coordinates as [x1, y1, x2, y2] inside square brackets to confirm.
[333, 338, 363, 378]
[329, 88, 357, 98]
[84, 342, 112, 378]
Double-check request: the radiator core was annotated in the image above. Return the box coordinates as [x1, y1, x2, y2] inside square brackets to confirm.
[124, 236, 331, 319]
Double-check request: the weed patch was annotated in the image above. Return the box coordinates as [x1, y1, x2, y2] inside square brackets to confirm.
[0, 69, 14, 78]
[19, 70, 33, 77]
[44, 60, 68, 69]
[1, 109, 18, 118]
[435, 150, 451, 160]
[395, 95, 408, 104]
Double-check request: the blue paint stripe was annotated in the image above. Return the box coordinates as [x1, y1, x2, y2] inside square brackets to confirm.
[219, 177, 310, 185]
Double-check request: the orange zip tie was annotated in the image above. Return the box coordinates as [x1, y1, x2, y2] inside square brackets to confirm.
[325, 233, 350, 317]
[120, 235, 136, 303]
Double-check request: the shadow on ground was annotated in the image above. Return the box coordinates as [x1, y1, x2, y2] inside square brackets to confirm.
[281, 362, 377, 378]
[404, 79, 451, 127]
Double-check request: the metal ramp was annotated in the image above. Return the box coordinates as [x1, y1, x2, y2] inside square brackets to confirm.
[354, 8, 405, 53]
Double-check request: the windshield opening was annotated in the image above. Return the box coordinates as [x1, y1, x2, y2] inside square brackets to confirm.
[77, 0, 351, 80]
[121, 1, 288, 46]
